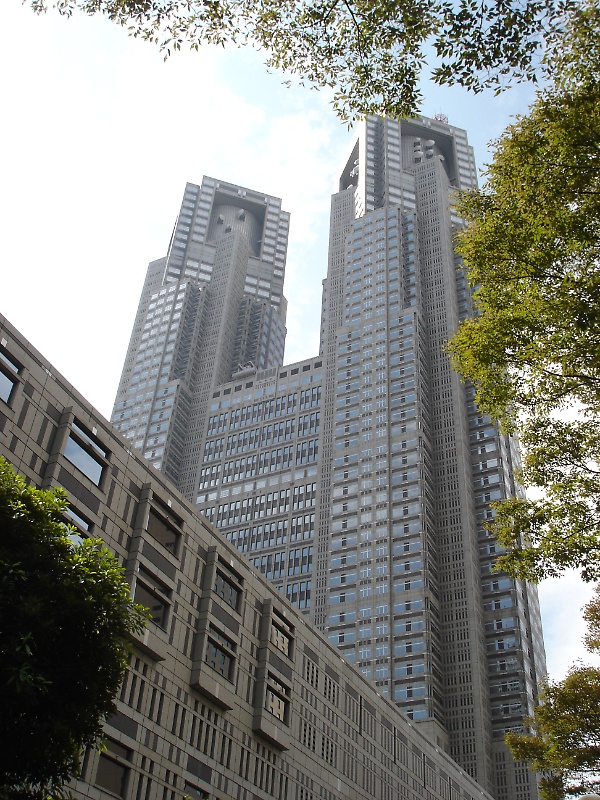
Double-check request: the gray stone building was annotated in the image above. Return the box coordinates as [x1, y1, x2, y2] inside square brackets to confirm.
[108, 114, 545, 800]
[1, 313, 495, 800]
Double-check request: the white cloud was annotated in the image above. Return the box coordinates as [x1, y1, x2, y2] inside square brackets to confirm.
[538, 574, 600, 681]
[1, 0, 584, 689]
[0, 3, 341, 415]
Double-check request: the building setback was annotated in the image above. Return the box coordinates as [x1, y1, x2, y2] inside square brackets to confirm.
[1, 313, 495, 800]
[109, 115, 545, 800]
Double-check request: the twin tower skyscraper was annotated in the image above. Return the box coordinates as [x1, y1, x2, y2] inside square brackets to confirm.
[112, 114, 546, 800]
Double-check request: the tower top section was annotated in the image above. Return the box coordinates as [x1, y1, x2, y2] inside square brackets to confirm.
[338, 115, 477, 215]
[163, 176, 290, 294]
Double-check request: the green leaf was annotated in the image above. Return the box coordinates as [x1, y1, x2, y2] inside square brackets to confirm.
[26, 0, 594, 121]
[0, 458, 147, 798]
[448, 10, 600, 582]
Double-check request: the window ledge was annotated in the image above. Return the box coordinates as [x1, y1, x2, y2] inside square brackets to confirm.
[129, 627, 167, 661]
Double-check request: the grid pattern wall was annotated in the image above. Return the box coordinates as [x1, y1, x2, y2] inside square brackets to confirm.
[0, 314, 495, 800]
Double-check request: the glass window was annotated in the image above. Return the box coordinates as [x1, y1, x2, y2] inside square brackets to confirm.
[64, 506, 91, 530]
[72, 422, 107, 457]
[265, 673, 289, 721]
[184, 783, 209, 800]
[270, 621, 292, 657]
[0, 348, 20, 373]
[204, 625, 235, 679]
[213, 570, 241, 610]
[0, 346, 19, 403]
[95, 740, 130, 797]
[64, 435, 104, 485]
[63, 422, 107, 485]
[0, 369, 16, 404]
[146, 509, 179, 552]
[265, 688, 286, 719]
[134, 581, 169, 628]
[64, 505, 92, 544]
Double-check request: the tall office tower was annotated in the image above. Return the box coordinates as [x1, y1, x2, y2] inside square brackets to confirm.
[113, 116, 545, 800]
[316, 115, 545, 800]
[112, 178, 289, 495]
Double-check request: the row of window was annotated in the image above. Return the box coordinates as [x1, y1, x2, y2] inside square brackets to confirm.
[329, 557, 422, 586]
[329, 578, 424, 604]
[213, 482, 318, 527]
[210, 385, 321, 417]
[200, 440, 320, 486]
[249, 546, 313, 580]
[225, 512, 315, 553]
[204, 422, 319, 461]
[208, 406, 320, 436]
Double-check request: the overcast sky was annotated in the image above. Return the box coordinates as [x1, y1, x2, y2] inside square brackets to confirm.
[1, 0, 597, 685]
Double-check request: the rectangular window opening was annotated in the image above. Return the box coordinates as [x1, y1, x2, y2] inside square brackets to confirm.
[146, 508, 180, 553]
[64, 422, 108, 486]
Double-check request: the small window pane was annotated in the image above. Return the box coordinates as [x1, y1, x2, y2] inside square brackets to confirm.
[64, 506, 92, 545]
[265, 688, 286, 720]
[204, 641, 234, 679]
[213, 571, 240, 610]
[0, 350, 19, 373]
[204, 625, 235, 680]
[72, 422, 107, 457]
[270, 623, 291, 657]
[0, 370, 15, 404]
[64, 435, 104, 485]
[65, 506, 91, 532]
[135, 582, 168, 628]
[147, 509, 179, 552]
[265, 673, 289, 721]
[96, 755, 128, 797]
[185, 783, 209, 800]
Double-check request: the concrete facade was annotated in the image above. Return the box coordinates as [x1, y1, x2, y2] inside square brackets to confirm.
[1, 313, 495, 800]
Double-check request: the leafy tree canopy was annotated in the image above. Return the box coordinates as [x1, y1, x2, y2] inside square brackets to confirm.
[0, 458, 147, 800]
[28, 0, 584, 121]
[506, 585, 600, 800]
[449, 2, 600, 583]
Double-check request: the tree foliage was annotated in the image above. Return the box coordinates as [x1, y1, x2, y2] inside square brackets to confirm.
[28, 0, 583, 121]
[449, 3, 600, 582]
[0, 458, 147, 800]
[505, 585, 600, 800]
